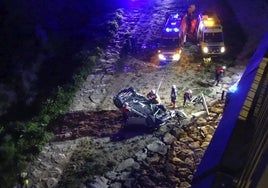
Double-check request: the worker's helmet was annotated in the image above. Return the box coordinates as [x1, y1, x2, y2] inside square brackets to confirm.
[188, 89, 192, 94]
[21, 172, 27, 178]
[172, 85, 176, 89]
[151, 89, 156, 94]
[188, 4, 196, 13]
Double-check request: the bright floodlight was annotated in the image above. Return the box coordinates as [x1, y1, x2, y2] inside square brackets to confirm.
[173, 53, 181, 61]
[204, 17, 215, 26]
[203, 47, 209, 53]
[221, 46, 225, 53]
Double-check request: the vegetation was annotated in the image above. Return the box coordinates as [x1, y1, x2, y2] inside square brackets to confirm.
[0, 1, 125, 186]
[0, 52, 100, 186]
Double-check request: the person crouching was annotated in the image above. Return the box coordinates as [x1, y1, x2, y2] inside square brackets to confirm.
[183, 89, 192, 106]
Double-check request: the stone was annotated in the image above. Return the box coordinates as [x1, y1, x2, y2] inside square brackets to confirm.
[188, 141, 200, 149]
[109, 182, 122, 188]
[205, 134, 213, 142]
[196, 117, 207, 125]
[164, 163, 177, 174]
[117, 171, 131, 181]
[135, 149, 147, 162]
[187, 174, 193, 181]
[105, 171, 118, 180]
[48, 167, 62, 178]
[89, 176, 109, 188]
[116, 158, 136, 172]
[170, 128, 185, 138]
[163, 132, 176, 145]
[138, 175, 156, 187]
[173, 140, 184, 147]
[52, 153, 67, 164]
[179, 136, 194, 143]
[191, 111, 207, 119]
[146, 153, 160, 163]
[147, 140, 168, 155]
[184, 157, 195, 168]
[45, 177, 58, 188]
[172, 157, 185, 165]
[210, 106, 223, 114]
[123, 178, 135, 188]
[180, 149, 194, 158]
[30, 168, 43, 178]
[168, 175, 181, 184]
[201, 141, 210, 148]
[180, 181, 191, 188]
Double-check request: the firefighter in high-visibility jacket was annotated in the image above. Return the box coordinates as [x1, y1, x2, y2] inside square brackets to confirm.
[18, 171, 29, 188]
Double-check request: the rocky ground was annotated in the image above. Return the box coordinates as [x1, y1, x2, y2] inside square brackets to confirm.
[25, 0, 252, 187]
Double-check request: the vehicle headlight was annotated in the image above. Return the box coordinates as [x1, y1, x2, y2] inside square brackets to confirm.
[174, 28, 179, 32]
[165, 28, 172, 32]
[203, 47, 209, 53]
[220, 46, 225, 53]
[158, 54, 166, 60]
[173, 53, 181, 61]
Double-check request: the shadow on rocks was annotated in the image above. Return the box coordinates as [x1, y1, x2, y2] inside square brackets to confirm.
[110, 125, 154, 142]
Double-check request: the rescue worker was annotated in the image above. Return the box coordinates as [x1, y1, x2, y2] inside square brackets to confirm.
[215, 66, 225, 86]
[120, 102, 131, 127]
[186, 4, 197, 34]
[18, 171, 29, 188]
[170, 85, 177, 108]
[147, 89, 160, 104]
[183, 89, 193, 106]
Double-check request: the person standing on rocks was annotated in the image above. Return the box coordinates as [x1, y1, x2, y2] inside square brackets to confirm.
[183, 89, 193, 106]
[170, 85, 177, 108]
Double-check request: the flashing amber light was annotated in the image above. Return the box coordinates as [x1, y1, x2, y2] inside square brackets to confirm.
[203, 17, 215, 27]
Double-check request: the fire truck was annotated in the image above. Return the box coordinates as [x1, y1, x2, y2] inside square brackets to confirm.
[197, 11, 226, 55]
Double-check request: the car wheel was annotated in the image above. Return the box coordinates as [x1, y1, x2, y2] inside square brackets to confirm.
[113, 97, 123, 108]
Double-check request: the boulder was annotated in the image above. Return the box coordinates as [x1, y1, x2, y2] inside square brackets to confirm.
[188, 141, 200, 149]
[180, 181, 191, 188]
[116, 158, 137, 172]
[89, 176, 109, 188]
[147, 140, 168, 155]
[163, 132, 176, 145]
[135, 149, 147, 162]
[45, 177, 58, 188]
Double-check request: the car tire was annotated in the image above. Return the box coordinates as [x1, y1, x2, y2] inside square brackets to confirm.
[113, 97, 123, 108]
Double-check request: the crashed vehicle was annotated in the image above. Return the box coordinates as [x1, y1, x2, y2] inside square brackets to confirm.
[113, 87, 187, 130]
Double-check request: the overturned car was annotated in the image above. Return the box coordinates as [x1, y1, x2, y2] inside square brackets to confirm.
[113, 87, 187, 130]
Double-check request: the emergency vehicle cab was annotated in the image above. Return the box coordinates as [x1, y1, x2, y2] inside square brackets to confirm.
[157, 13, 182, 63]
[197, 12, 226, 55]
